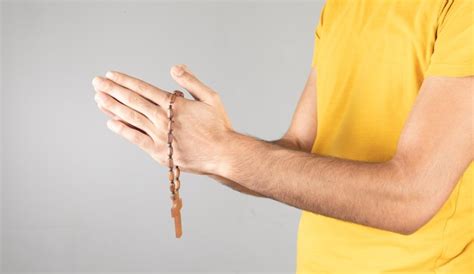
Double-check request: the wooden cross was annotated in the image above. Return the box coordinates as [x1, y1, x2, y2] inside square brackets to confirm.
[171, 192, 183, 238]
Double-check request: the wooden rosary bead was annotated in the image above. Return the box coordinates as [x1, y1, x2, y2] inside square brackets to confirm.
[174, 178, 181, 191]
[175, 166, 181, 179]
[169, 184, 176, 194]
[168, 170, 174, 181]
[170, 94, 177, 104]
[174, 90, 184, 97]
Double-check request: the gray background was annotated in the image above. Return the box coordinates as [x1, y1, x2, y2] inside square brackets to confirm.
[1, 0, 323, 273]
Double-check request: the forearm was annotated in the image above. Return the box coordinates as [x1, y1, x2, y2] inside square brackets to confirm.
[209, 174, 263, 197]
[209, 137, 303, 197]
[215, 132, 426, 234]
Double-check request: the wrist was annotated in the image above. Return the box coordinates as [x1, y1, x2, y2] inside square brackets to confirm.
[212, 129, 244, 178]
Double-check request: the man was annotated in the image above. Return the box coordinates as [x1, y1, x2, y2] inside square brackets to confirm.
[92, 0, 473, 272]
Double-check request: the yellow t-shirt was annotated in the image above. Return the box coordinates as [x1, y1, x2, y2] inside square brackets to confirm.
[296, 0, 473, 273]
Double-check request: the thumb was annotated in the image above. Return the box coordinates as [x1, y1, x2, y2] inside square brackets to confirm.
[170, 64, 217, 105]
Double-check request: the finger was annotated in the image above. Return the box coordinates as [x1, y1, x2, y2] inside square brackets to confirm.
[104, 71, 170, 107]
[92, 76, 165, 125]
[107, 119, 154, 152]
[98, 104, 117, 118]
[95, 91, 158, 141]
[170, 64, 218, 105]
[97, 105, 149, 135]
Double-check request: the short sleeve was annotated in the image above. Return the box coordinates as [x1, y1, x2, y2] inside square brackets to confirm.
[425, 0, 474, 77]
[311, 5, 326, 68]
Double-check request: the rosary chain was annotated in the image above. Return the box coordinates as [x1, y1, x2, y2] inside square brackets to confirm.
[167, 90, 184, 196]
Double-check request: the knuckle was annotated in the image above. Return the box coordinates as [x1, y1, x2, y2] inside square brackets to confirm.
[186, 75, 197, 85]
[113, 72, 122, 82]
[134, 102, 145, 114]
[101, 79, 113, 91]
[129, 111, 142, 124]
[136, 81, 149, 93]
[101, 95, 112, 107]
[125, 93, 139, 106]
[209, 91, 220, 101]
[137, 137, 149, 148]
[124, 92, 133, 103]
[130, 132, 142, 144]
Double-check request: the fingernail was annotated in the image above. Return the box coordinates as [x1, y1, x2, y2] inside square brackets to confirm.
[94, 92, 104, 103]
[92, 76, 101, 86]
[105, 71, 114, 79]
[180, 64, 192, 75]
[172, 65, 185, 77]
[107, 120, 119, 131]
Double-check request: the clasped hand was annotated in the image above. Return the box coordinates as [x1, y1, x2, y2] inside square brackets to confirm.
[92, 65, 233, 175]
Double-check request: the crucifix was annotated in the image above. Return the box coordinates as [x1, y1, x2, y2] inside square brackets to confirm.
[171, 191, 183, 238]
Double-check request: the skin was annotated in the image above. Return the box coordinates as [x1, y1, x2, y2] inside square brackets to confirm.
[92, 65, 473, 235]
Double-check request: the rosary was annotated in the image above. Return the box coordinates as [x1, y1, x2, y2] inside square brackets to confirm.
[167, 90, 184, 238]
